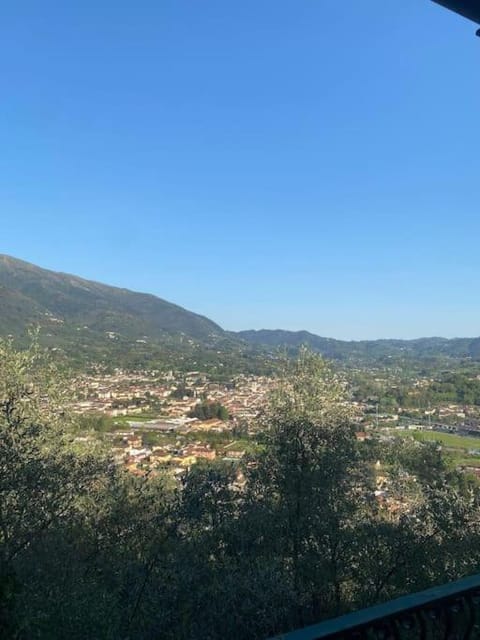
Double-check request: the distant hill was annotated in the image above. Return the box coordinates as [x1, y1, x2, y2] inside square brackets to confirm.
[234, 329, 350, 359]
[2, 254, 480, 371]
[234, 329, 480, 364]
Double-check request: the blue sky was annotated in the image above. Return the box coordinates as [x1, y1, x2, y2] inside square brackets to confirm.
[1, 1, 479, 339]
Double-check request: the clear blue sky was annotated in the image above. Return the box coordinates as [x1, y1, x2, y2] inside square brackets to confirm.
[2, 1, 479, 340]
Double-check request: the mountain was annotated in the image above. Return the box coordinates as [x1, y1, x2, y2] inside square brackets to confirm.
[0, 254, 223, 341]
[235, 329, 480, 364]
[234, 330, 349, 359]
[0, 255, 235, 372]
[0, 284, 46, 335]
[2, 254, 480, 371]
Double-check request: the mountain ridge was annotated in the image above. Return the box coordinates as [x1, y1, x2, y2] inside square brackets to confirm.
[235, 329, 480, 362]
[0, 254, 222, 341]
[2, 254, 480, 367]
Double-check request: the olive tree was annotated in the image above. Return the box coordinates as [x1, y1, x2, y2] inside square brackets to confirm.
[0, 337, 110, 636]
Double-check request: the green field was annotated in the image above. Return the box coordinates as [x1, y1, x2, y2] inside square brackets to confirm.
[113, 414, 169, 426]
[412, 430, 480, 450]
[455, 457, 480, 468]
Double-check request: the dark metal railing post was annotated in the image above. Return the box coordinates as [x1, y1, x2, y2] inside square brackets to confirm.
[269, 574, 480, 640]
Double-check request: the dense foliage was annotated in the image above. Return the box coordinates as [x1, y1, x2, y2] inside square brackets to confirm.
[2, 343, 480, 639]
[188, 401, 229, 421]
[352, 369, 480, 412]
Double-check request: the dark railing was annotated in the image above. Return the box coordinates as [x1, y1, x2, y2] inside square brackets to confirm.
[432, 1, 480, 26]
[270, 574, 480, 639]
[432, 1, 480, 36]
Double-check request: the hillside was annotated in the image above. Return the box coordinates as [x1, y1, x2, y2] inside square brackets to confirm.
[235, 329, 480, 364]
[0, 256, 280, 375]
[2, 254, 480, 371]
[0, 255, 223, 342]
[0, 284, 45, 335]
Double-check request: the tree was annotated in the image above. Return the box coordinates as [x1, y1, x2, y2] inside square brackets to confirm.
[189, 401, 229, 421]
[265, 347, 353, 427]
[4, 340, 480, 640]
[240, 351, 480, 633]
[238, 351, 371, 629]
[0, 337, 111, 636]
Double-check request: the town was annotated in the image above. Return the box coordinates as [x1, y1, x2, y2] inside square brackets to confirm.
[71, 369, 277, 477]
[69, 364, 480, 483]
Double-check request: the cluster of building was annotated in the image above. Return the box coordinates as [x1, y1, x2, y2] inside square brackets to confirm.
[68, 369, 277, 475]
[70, 366, 480, 487]
[71, 370, 275, 423]
[111, 431, 245, 478]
